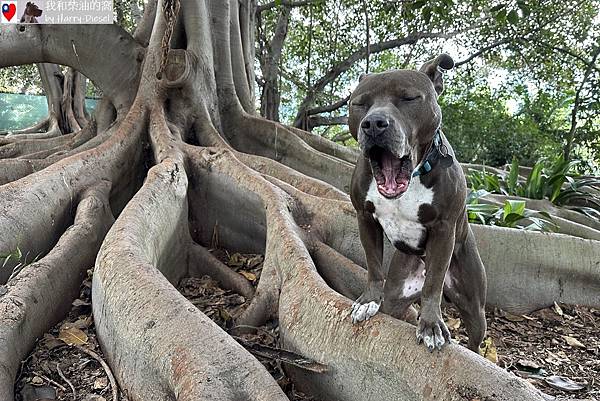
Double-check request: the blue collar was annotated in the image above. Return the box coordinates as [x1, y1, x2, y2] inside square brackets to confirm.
[412, 129, 454, 177]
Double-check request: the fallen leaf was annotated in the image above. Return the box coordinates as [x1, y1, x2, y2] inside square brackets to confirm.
[40, 334, 64, 350]
[72, 299, 91, 307]
[0, 286, 7, 296]
[516, 359, 540, 371]
[31, 376, 44, 385]
[84, 395, 107, 401]
[246, 255, 264, 268]
[544, 375, 586, 392]
[219, 308, 232, 322]
[19, 383, 56, 401]
[447, 317, 461, 330]
[93, 377, 108, 390]
[58, 325, 88, 345]
[553, 302, 564, 316]
[479, 337, 498, 364]
[228, 253, 245, 268]
[72, 316, 94, 329]
[562, 335, 585, 348]
[239, 271, 256, 281]
[504, 312, 525, 322]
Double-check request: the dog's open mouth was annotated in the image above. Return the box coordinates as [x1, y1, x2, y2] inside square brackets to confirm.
[368, 147, 412, 198]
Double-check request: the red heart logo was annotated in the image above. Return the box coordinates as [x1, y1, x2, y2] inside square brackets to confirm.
[2, 3, 16, 21]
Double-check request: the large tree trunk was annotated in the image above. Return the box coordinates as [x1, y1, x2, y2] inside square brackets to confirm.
[0, 1, 598, 400]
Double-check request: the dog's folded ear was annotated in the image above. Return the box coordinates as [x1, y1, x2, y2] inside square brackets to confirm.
[419, 54, 454, 95]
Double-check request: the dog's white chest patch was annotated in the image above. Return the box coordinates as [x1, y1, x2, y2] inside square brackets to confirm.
[366, 177, 433, 250]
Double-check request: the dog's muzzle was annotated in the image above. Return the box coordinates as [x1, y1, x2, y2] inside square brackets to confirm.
[358, 113, 414, 198]
[360, 113, 391, 138]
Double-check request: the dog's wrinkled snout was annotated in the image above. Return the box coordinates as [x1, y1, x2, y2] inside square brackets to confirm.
[361, 114, 390, 137]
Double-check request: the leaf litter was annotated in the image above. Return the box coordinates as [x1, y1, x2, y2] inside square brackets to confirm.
[15, 268, 125, 401]
[178, 249, 319, 401]
[445, 303, 599, 399]
[14, 250, 599, 401]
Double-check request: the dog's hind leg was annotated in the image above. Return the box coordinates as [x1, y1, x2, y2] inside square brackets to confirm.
[381, 251, 424, 325]
[444, 228, 487, 352]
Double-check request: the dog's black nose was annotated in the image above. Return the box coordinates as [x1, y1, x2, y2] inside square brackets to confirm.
[361, 114, 389, 137]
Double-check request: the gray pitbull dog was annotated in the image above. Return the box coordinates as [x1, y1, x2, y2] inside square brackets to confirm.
[348, 54, 487, 352]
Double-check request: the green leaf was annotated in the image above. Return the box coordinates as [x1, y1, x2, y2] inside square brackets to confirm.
[503, 200, 526, 218]
[507, 10, 519, 25]
[411, 0, 427, 10]
[422, 6, 432, 23]
[525, 162, 544, 199]
[466, 204, 498, 214]
[490, 4, 506, 12]
[467, 189, 490, 203]
[495, 9, 507, 21]
[503, 212, 526, 226]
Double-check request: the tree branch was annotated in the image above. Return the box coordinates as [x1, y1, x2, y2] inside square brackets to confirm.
[256, 0, 320, 14]
[563, 45, 600, 160]
[536, 41, 600, 74]
[0, 24, 143, 110]
[454, 38, 513, 67]
[306, 95, 350, 116]
[308, 115, 348, 129]
[293, 30, 462, 127]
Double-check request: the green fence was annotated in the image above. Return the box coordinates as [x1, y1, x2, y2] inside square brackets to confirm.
[0, 92, 98, 131]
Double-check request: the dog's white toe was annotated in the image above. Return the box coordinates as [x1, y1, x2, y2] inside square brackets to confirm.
[351, 301, 380, 323]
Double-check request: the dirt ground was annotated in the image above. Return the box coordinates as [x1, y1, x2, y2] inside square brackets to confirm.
[15, 251, 599, 401]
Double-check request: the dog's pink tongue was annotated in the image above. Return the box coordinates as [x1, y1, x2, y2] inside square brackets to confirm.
[377, 151, 408, 197]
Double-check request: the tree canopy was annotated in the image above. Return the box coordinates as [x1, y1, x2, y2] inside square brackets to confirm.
[253, 0, 600, 170]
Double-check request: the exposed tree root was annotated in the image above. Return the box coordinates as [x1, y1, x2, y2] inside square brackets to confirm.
[0, 133, 73, 159]
[0, 103, 145, 280]
[187, 242, 255, 299]
[237, 151, 349, 201]
[229, 113, 355, 192]
[288, 125, 359, 164]
[93, 159, 289, 401]
[0, 117, 49, 136]
[0, 183, 113, 401]
[0, 118, 62, 144]
[472, 225, 600, 314]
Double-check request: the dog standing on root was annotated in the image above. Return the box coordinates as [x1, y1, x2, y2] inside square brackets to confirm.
[20, 2, 42, 23]
[348, 54, 487, 352]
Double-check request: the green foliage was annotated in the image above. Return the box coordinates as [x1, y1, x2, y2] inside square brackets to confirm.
[466, 190, 558, 231]
[467, 157, 600, 221]
[1, 246, 40, 282]
[468, 168, 505, 195]
[507, 157, 597, 204]
[255, 0, 600, 170]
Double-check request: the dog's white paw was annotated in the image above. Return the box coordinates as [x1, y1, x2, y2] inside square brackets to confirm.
[351, 301, 380, 323]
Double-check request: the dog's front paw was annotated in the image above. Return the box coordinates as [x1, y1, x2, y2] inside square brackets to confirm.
[416, 306, 451, 352]
[350, 288, 383, 323]
[351, 300, 381, 323]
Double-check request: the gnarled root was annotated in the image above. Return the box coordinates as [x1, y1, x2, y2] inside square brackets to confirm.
[0, 182, 113, 401]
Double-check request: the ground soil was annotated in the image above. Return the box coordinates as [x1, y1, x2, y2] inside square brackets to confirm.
[14, 251, 599, 401]
[14, 269, 126, 401]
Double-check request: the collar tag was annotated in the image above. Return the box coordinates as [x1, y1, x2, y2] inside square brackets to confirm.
[412, 129, 453, 177]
